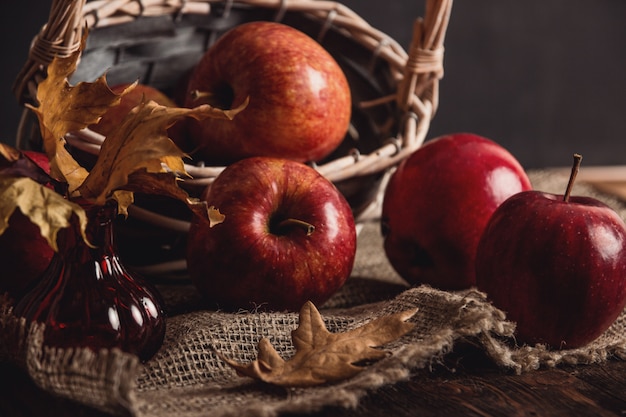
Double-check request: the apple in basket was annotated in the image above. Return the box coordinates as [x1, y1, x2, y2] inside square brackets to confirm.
[381, 132, 532, 290]
[186, 156, 357, 312]
[183, 21, 352, 166]
[476, 154, 626, 349]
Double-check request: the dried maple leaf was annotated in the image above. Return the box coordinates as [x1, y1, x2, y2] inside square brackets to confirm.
[217, 301, 417, 387]
[77, 98, 246, 214]
[25, 32, 129, 192]
[0, 176, 88, 252]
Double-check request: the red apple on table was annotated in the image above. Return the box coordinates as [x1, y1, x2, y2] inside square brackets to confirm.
[475, 154, 626, 349]
[0, 150, 55, 300]
[186, 156, 357, 312]
[184, 21, 352, 166]
[381, 133, 532, 290]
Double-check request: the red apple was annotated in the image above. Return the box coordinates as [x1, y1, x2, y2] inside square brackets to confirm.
[476, 154, 626, 349]
[184, 21, 352, 165]
[186, 156, 357, 311]
[381, 133, 532, 290]
[0, 151, 54, 300]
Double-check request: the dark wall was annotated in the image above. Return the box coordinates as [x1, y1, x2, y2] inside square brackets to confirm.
[2, 0, 625, 169]
[0, 2, 50, 145]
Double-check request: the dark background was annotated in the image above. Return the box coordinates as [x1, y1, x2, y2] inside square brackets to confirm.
[1, 0, 625, 169]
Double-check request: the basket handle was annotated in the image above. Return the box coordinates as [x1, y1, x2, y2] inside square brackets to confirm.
[12, 0, 86, 106]
[396, 0, 452, 116]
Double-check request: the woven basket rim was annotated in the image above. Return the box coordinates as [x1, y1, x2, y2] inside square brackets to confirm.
[14, 0, 452, 183]
[12, 0, 452, 275]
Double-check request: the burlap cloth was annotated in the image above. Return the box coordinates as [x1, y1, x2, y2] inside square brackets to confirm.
[2, 169, 626, 417]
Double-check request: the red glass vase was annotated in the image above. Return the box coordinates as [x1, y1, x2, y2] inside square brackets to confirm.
[13, 200, 166, 362]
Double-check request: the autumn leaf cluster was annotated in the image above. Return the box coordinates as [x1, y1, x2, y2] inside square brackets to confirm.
[0, 31, 243, 249]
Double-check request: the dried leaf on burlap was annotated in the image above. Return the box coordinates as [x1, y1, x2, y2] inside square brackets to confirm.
[217, 300, 417, 387]
[0, 176, 87, 252]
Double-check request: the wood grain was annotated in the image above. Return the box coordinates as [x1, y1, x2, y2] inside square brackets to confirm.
[3, 343, 626, 417]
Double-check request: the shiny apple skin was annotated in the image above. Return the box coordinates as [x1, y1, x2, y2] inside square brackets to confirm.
[184, 21, 352, 166]
[476, 190, 626, 349]
[381, 133, 532, 290]
[186, 157, 357, 312]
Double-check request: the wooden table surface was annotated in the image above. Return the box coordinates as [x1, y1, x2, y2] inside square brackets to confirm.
[2, 342, 626, 417]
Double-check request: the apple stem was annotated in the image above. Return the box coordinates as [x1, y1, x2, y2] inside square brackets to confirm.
[564, 153, 583, 202]
[277, 218, 315, 236]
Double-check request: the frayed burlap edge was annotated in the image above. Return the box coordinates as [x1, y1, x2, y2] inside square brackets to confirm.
[130, 285, 517, 417]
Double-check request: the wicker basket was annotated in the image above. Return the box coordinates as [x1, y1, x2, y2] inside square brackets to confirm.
[12, 0, 451, 277]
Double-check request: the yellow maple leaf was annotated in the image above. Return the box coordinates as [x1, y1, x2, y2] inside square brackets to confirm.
[217, 301, 417, 387]
[0, 176, 88, 252]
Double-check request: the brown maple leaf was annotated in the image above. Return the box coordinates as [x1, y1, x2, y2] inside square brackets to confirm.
[77, 98, 246, 214]
[25, 31, 127, 192]
[18, 27, 246, 229]
[217, 301, 417, 387]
